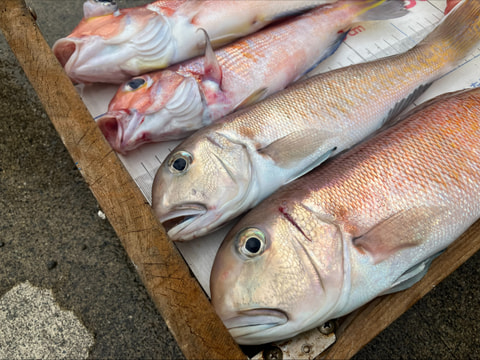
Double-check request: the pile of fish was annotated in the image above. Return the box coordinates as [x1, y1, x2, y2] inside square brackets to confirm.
[55, 0, 480, 347]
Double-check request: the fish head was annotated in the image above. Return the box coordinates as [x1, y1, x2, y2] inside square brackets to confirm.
[210, 201, 345, 345]
[97, 71, 206, 152]
[53, 6, 175, 84]
[152, 129, 254, 241]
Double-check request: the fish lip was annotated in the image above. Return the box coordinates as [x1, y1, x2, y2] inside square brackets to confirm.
[96, 110, 145, 154]
[157, 204, 208, 241]
[221, 308, 288, 341]
[53, 38, 77, 69]
[223, 308, 288, 329]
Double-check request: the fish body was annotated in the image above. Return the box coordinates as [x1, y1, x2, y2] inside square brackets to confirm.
[53, 0, 332, 84]
[98, 0, 408, 153]
[152, 0, 480, 241]
[210, 86, 480, 345]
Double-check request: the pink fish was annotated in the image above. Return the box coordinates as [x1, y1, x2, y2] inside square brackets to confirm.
[97, 0, 408, 154]
[210, 86, 480, 345]
[151, 0, 480, 242]
[53, 0, 333, 84]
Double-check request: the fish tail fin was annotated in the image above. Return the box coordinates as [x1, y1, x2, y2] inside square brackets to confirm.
[354, 0, 409, 22]
[417, 0, 480, 65]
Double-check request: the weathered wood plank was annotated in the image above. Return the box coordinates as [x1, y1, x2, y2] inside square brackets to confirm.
[0, 1, 246, 359]
[2, 1, 479, 359]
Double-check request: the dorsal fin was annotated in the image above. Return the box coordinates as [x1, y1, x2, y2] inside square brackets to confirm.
[197, 28, 223, 87]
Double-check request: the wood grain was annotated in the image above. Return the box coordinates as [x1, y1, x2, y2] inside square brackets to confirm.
[0, 1, 246, 359]
[2, 1, 479, 359]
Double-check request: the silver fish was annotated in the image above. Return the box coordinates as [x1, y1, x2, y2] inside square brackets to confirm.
[152, 0, 480, 241]
[211, 86, 480, 345]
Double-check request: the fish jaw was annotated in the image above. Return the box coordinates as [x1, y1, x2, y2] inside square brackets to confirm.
[53, 8, 176, 84]
[158, 203, 208, 238]
[151, 130, 256, 241]
[210, 203, 346, 344]
[221, 309, 289, 343]
[96, 110, 145, 154]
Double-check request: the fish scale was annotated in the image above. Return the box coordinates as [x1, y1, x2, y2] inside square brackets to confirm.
[152, 0, 480, 241]
[210, 86, 480, 346]
[99, 0, 409, 153]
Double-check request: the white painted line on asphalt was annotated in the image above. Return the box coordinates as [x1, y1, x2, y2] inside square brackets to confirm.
[0, 281, 94, 359]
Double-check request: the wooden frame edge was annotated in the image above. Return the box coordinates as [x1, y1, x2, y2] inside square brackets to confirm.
[2, 1, 479, 359]
[0, 1, 246, 359]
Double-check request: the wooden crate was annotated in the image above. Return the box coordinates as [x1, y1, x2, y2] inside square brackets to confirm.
[1, 1, 479, 359]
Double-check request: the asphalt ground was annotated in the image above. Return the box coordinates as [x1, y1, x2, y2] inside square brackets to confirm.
[0, 0, 479, 359]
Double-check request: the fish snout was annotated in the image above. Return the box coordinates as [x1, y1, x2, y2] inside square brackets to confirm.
[218, 309, 289, 345]
[53, 36, 130, 84]
[96, 111, 143, 154]
[53, 38, 77, 70]
[154, 204, 208, 241]
[96, 113, 125, 154]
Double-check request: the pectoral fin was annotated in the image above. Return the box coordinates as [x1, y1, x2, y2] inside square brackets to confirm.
[382, 250, 445, 295]
[258, 129, 337, 179]
[353, 206, 449, 264]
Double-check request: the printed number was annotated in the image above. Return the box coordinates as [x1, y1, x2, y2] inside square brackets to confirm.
[348, 25, 365, 37]
[470, 81, 480, 88]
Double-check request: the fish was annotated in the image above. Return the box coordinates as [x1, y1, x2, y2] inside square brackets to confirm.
[53, 0, 334, 84]
[210, 86, 480, 345]
[96, 0, 408, 153]
[151, 0, 480, 241]
[445, 0, 462, 14]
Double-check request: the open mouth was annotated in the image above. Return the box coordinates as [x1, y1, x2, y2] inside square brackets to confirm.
[159, 204, 207, 240]
[96, 112, 127, 154]
[96, 111, 147, 154]
[53, 39, 77, 69]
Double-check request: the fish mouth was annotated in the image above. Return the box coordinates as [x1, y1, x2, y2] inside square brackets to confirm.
[53, 36, 132, 84]
[158, 204, 208, 241]
[222, 309, 288, 342]
[96, 110, 145, 154]
[54, 39, 77, 69]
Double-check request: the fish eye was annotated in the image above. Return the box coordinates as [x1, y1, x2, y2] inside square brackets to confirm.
[237, 228, 266, 258]
[124, 77, 146, 91]
[95, 0, 117, 4]
[167, 151, 193, 174]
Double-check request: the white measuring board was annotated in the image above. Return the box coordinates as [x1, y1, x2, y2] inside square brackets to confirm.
[79, 0, 480, 297]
